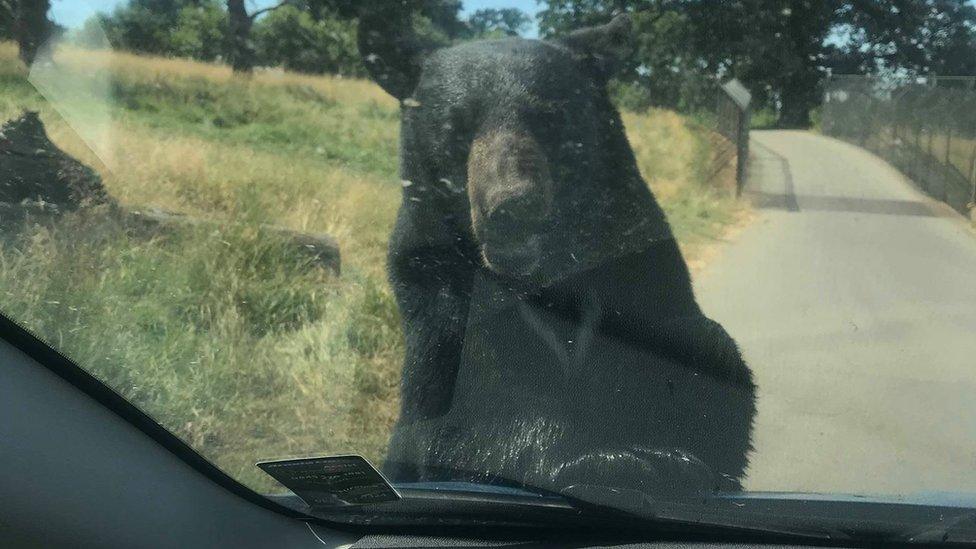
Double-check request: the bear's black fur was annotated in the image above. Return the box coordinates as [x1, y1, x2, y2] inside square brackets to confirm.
[359, 14, 756, 497]
[0, 111, 112, 209]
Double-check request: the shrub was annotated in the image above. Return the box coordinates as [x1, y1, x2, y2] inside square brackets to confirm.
[169, 2, 227, 62]
[254, 6, 363, 77]
[89, 0, 227, 61]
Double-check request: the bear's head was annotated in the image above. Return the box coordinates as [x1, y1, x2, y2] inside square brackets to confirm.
[360, 14, 672, 287]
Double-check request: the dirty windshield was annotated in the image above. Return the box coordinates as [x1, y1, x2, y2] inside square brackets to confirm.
[2, 0, 976, 530]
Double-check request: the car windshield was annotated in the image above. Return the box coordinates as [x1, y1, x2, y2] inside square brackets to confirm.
[3, 0, 976, 538]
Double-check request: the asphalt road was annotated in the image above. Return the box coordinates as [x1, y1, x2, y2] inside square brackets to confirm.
[694, 130, 976, 496]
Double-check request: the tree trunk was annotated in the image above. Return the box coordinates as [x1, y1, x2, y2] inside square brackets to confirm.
[778, 75, 817, 129]
[227, 0, 256, 74]
[778, 98, 811, 128]
[13, 0, 52, 67]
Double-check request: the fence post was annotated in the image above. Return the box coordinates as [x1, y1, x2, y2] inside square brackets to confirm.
[944, 127, 952, 202]
[970, 141, 976, 210]
[914, 120, 922, 181]
[970, 150, 976, 210]
[719, 79, 752, 198]
[737, 105, 750, 197]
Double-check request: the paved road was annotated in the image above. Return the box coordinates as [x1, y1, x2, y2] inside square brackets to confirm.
[694, 130, 976, 496]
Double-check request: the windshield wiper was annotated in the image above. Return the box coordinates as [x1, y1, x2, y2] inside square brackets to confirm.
[265, 483, 847, 543]
[268, 482, 605, 528]
[267, 483, 976, 545]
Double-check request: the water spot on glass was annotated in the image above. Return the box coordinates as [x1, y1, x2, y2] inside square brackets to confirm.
[439, 178, 463, 193]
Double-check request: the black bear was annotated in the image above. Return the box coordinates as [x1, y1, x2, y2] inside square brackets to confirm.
[359, 13, 756, 498]
[0, 111, 112, 210]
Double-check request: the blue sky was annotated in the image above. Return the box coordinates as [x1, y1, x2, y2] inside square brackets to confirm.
[50, 0, 542, 36]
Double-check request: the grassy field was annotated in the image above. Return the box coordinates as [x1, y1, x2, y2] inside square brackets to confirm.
[0, 42, 746, 491]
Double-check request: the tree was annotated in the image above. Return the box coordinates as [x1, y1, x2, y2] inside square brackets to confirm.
[537, 0, 976, 127]
[97, 0, 215, 57]
[0, 1, 13, 41]
[73, 14, 113, 49]
[230, 0, 465, 75]
[2, 0, 56, 66]
[253, 4, 361, 75]
[836, 0, 976, 76]
[727, 1, 840, 127]
[226, 0, 289, 73]
[539, 1, 717, 112]
[303, 0, 465, 41]
[169, 1, 227, 61]
[467, 8, 531, 38]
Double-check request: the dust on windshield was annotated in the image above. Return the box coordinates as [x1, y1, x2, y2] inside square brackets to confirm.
[2, 0, 976, 508]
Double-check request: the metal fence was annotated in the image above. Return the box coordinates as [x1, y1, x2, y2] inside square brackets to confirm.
[714, 79, 752, 196]
[693, 78, 752, 196]
[821, 75, 976, 215]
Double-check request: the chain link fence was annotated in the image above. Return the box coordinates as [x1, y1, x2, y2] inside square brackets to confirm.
[821, 75, 976, 215]
[715, 79, 752, 196]
[686, 78, 752, 196]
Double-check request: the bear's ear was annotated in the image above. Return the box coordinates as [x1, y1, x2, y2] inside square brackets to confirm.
[557, 13, 633, 80]
[358, 12, 441, 101]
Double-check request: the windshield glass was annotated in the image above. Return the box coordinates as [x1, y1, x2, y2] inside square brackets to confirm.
[3, 0, 976, 533]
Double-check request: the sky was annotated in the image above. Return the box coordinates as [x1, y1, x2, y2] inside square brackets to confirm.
[49, 0, 542, 36]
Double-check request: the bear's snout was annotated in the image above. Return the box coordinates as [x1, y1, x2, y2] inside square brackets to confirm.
[468, 129, 553, 277]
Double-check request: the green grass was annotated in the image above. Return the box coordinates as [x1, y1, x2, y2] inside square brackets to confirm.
[0, 42, 746, 491]
[750, 107, 780, 130]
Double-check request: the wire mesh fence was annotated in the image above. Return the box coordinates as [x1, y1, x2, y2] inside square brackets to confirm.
[688, 78, 752, 196]
[821, 75, 976, 215]
[715, 79, 752, 196]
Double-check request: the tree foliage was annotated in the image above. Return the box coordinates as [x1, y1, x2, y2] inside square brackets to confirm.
[56, 0, 534, 77]
[253, 5, 362, 76]
[1, 0, 58, 65]
[467, 8, 532, 38]
[835, 0, 976, 76]
[169, 2, 227, 61]
[82, 0, 476, 75]
[97, 0, 222, 59]
[538, 0, 976, 126]
[0, 1, 13, 41]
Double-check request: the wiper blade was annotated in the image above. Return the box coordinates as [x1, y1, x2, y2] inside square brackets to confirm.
[268, 482, 840, 542]
[269, 484, 976, 545]
[268, 482, 590, 528]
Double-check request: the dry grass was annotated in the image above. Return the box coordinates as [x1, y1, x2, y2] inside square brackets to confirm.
[625, 109, 750, 265]
[53, 46, 395, 109]
[0, 42, 746, 491]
